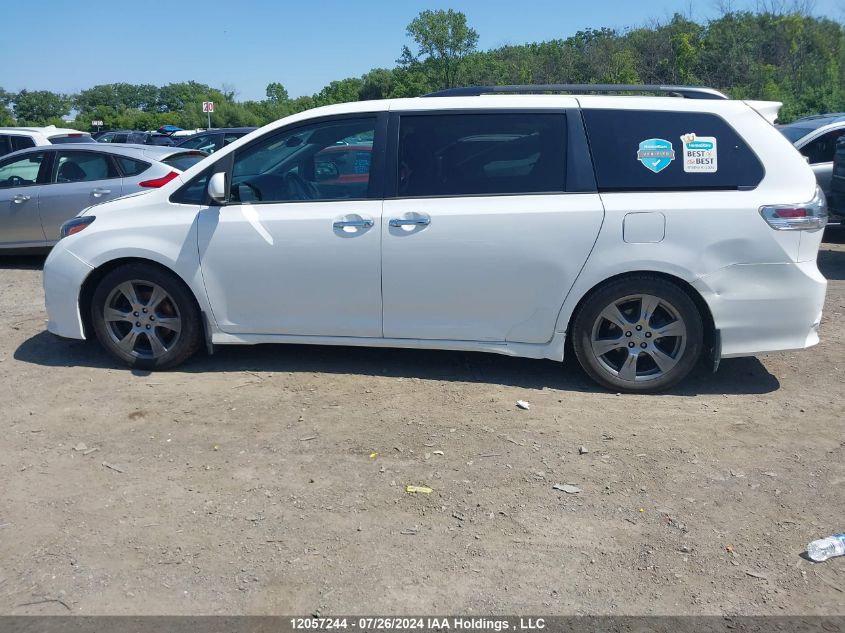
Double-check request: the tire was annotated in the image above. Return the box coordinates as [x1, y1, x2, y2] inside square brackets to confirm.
[572, 275, 704, 393]
[90, 263, 203, 370]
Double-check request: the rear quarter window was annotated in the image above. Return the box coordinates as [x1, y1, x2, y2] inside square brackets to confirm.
[583, 109, 764, 191]
[116, 156, 151, 176]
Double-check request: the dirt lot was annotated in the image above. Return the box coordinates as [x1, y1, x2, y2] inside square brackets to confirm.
[1, 236, 844, 616]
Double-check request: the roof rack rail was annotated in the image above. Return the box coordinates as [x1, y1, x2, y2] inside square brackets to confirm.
[423, 84, 729, 100]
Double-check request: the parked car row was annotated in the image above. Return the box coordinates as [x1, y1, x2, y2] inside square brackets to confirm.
[93, 127, 257, 154]
[96, 130, 179, 146]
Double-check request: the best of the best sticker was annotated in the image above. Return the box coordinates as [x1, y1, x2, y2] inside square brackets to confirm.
[681, 133, 718, 173]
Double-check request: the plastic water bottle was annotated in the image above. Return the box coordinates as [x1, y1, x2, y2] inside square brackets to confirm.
[807, 534, 845, 562]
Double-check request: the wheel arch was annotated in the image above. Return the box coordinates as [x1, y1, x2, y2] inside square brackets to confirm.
[563, 270, 717, 360]
[79, 257, 204, 340]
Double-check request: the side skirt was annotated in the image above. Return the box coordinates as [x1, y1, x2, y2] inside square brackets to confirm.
[209, 331, 568, 362]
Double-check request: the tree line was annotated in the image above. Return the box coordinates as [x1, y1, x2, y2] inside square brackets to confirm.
[1, 7, 843, 130]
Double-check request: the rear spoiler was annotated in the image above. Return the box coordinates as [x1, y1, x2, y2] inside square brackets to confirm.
[744, 100, 783, 125]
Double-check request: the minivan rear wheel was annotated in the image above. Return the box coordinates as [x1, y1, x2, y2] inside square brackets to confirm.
[90, 263, 202, 370]
[572, 275, 703, 393]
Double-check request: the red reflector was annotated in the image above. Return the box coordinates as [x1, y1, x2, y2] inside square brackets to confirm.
[774, 208, 808, 218]
[139, 171, 179, 188]
[66, 223, 89, 236]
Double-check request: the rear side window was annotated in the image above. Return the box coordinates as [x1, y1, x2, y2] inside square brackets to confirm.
[583, 109, 764, 191]
[52, 151, 119, 183]
[397, 113, 566, 197]
[162, 151, 207, 171]
[10, 136, 36, 151]
[0, 135, 11, 157]
[116, 156, 150, 176]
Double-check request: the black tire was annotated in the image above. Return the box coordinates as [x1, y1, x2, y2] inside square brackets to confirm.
[90, 262, 203, 370]
[572, 275, 704, 393]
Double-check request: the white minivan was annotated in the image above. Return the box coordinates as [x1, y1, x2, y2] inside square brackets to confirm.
[42, 85, 828, 392]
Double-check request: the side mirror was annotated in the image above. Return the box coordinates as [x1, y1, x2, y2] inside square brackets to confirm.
[207, 171, 227, 204]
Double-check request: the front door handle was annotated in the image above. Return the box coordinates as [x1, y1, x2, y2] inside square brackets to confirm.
[92, 188, 111, 197]
[333, 218, 374, 229]
[389, 217, 430, 227]
[13, 194, 31, 203]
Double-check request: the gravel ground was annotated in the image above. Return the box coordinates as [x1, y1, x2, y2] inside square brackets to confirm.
[0, 235, 843, 615]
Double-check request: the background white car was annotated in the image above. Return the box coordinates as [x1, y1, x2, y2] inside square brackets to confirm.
[0, 125, 94, 158]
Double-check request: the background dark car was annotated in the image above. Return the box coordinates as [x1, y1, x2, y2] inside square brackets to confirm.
[175, 127, 256, 154]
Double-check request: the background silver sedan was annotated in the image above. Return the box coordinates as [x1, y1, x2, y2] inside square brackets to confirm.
[0, 144, 207, 251]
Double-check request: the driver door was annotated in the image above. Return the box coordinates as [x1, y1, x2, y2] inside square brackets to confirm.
[197, 114, 386, 337]
[0, 151, 48, 249]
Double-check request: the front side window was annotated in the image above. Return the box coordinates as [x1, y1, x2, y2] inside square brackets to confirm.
[0, 135, 11, 157]
[0, 152, 45, 188]
[52, 151, 118, 183]
[800, 129, 845, 164]
[583, 109, 764, 191]
[229, 117, 376, 204]
[397, 113, 567, 197]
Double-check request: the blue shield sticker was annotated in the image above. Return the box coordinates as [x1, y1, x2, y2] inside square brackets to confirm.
[637, 138, 675, 173]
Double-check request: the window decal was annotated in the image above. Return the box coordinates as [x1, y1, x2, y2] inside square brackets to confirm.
[637, 138, 675, 173]
[681, 133, 718, 173]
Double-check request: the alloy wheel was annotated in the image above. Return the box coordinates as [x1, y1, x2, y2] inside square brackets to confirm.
[102, 280, 182, 360]
[588, 293, 687, 383]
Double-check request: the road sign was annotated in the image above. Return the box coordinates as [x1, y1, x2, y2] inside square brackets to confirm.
[202, 101, 215, 113]
[91, 120, 104, 126]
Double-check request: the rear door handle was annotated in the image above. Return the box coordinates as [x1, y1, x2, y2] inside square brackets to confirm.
[13, 194, 31, 203]
[333, 218, 374, 229]
[389, 217, 430, 227]
[92, 188, 111, 197]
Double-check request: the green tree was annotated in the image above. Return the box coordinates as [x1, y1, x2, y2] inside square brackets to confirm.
[13, 90, 71, 125]
[0, 87, 14, 125]
[265, 82, 290, 104]
[157, 81, 226, 113]
[398, 9, 480, 90]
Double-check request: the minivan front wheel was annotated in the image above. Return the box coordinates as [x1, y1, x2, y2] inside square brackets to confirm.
[572, 276, 703, 393]
[90, 263, 202, 369]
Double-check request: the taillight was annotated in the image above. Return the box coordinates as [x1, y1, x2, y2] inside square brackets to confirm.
[60, 216, 95, 238]
[139, 171, 179, 188]
[759, 187, 828, 231]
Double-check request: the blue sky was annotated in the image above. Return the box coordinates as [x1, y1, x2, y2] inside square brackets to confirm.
[2, 0, 842, 101]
